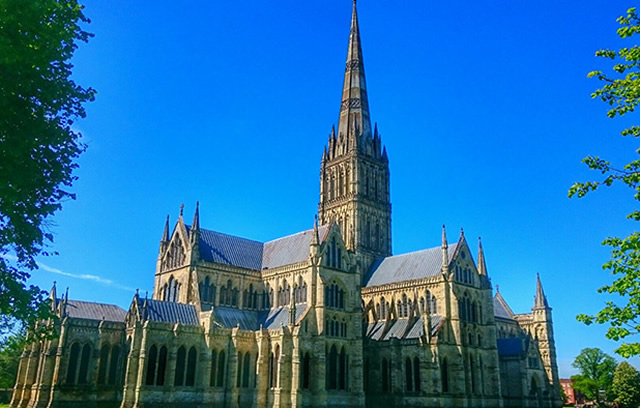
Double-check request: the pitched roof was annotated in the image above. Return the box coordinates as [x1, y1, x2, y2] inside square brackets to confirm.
[365, 315, 444, 341]
[213, 304, 309, 330]
[137, 298, 199, 326]
[493, 292, 515, 320]
[194, 225, 330, 271]
[263, 226, 329, 269]
[62, 299, 127, 323]
[364, 244, 458, 287]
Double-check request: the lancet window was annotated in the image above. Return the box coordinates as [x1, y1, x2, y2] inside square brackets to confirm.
[162, 276, 180, 302]
[326, 345, 348, 390]
[174, 345, 197, 387]
[145, 345, 167, 386]
[66, 342, 92, 385]
[199, 276, 216, 304]
[97, 344, 121, 386]
[325, 281, 345, 309]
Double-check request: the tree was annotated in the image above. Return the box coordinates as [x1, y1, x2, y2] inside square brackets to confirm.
[0, 0, 94, 335]
[612, 361, 640, 408]
[571, 348, 617, 404]
[570, 7, 640, 358]
[0, 330, 25, 388]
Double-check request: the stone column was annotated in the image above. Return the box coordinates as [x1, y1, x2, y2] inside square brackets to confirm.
[121, 322, 142, 408]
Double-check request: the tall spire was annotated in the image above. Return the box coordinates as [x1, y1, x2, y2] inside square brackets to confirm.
[191, 201, 200, 231]
[478, 237, 487, 276]
[337, 0, 372, 148]
[162, 215, 170, 242]
[534, 273, 549, 309]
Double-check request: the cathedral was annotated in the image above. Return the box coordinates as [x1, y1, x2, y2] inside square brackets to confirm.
[10, 2, 562, 408]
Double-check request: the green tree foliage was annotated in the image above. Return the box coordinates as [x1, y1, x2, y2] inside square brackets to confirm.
[612, 361, 640, 408]
[0, 0, 94, 335]
[571, 348, 617, 404]
[570, 7, 640, 358]
[0, 330, 25, 388]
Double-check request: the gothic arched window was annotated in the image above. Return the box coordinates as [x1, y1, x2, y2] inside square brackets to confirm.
[186, 346, 197, 386]
[174, 346, 186, 386]
[242, 353, 250, 388]
[413, 357, 421, 392]
[327, 345, 338, 390]
[210, 350, 218, 387]
[217, 351, 226, 387]
[145, 345, 157, 386]
[405, 357, 413, 392]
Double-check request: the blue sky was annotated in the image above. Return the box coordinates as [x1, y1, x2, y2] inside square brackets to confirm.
[23, 0, 640, 376]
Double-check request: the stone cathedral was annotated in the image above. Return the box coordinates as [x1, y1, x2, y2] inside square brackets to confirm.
[10, 2, 562, 408]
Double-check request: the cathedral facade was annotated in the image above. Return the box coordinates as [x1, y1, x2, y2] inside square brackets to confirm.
[10, 3, 562, 408]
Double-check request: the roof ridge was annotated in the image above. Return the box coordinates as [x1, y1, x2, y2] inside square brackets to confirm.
[384, 242, 459, 259]
[264, 224, 330, 245]
[197, 226, 264, 245]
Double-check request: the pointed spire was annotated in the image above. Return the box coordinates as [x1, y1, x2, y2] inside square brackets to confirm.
[534, 273, 549, 309]
[478, 237, 487, 276]
[162, 215, 170, 242]
[192, 201, 200, 231]
[441, 225, 449, 274]
[179, 203, 184, 218]
[50, 281, 57, 300]
[337, 0, 372, 150]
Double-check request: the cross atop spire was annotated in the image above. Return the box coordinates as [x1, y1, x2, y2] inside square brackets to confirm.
[337, 0, 372, 148]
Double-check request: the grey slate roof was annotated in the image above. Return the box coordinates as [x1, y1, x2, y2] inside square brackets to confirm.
[364, 244, 458, 287]
[213, 304, 309, 330]
[493, 292, 515, 320]
[193, 225, 330, 271]
[62, 299, 127, 323]
[137, 298, 199, 326]
[263, 227, 329, 269]
[366, 315, 444, 341]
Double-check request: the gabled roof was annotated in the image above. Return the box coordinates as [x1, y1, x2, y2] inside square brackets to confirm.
[364, 244, 458, 287]
[493, 291, 515, 320]
[365, 315, 444, 341]
[192, 225, 330, 271]
[137, 298, 199, 326]
[60, 299, 127, 323]
[213, 304, 308, 330]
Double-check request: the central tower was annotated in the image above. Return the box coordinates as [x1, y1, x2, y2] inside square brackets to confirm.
[318, 0, 392, 273]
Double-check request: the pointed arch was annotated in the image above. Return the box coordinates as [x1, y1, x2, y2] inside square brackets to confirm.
[145, 345, 157, 386]
[186, 346, 197, 386]
[339, 346, 346, 390]
[327, 345, 338, 390]
[405, 357, 413, 392]
[216, 350, 226, 387]
[242, 353, 250, 387]
[174, 346, 186, 386]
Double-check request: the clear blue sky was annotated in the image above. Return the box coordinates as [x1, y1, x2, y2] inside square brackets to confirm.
[25, 0, 640, 376]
